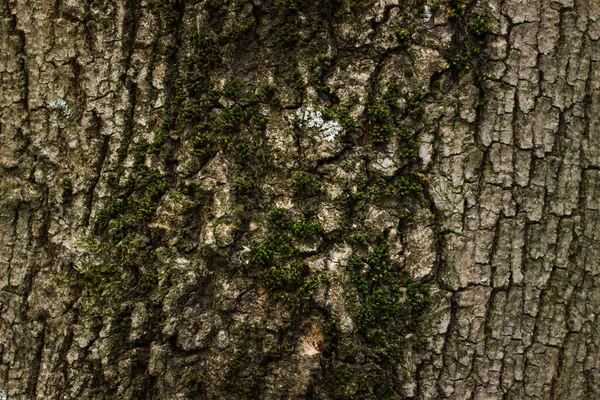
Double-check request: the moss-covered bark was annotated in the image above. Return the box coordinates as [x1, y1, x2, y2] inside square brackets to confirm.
[1, 0, 599, 398]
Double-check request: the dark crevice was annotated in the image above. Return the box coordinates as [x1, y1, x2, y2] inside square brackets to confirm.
[82, 113, 110, 227]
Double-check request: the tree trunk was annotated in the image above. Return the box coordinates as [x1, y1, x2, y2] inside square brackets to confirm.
[0, 0, 598, 398]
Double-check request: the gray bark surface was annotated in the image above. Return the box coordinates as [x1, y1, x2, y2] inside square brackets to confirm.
[0, 0, 599, 398]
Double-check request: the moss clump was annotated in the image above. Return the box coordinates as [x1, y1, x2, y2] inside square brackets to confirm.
[468, 16, 493, 38]
[259, 84, 277, 103]
[220, 347, 266, 396]
[290, 216, 325, 238]
[394, 28, 411, 50]
[449, 49, 470, 71]
[308, 55, 334, 98]
[233, 138, 257, 164]
[61, 177, 73, 199]
[321, 236, 432, 398]
[367, 105, 394, 144]
[398, 127, 421, 159]
[232, 177, 257, 199]
[249, 208, 324, 314]
[382, 83, 402, 111]
[222, 79, 243, 99]
[447, 0, 466, 21]
[290, 67, 307, 103]
[292, 171, 323, 199]
[401, 139, 420, 158]
[191, 103, 256, 160]
[335, 107, 358, 135]
[350, 232, 368, 247]
[95, 197, 126, 233]
[371, 175, 423, 201]
[252, 114, 269, 132]
[148, 0, 182, 33]
[406, 91, 425, 119]
[467, 16, 494, 55]
[275, 0, 305, 46]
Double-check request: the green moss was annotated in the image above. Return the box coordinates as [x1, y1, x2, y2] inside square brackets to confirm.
[248, 207, 325, 314]
[233, 138, 256, 164]
[356, 304, 376, 329]
[61, 1, 445, 396]
[137, 198, 153, 219]
[308, 55, 334, 97]
[290, 67, 307, 102]
[371, 174, 424, 201]
[221, 21, 254, 43]
[477, 98, 489, 109]
[394, 28, 411, 50]
[383, 83, 402, 111]
[290, 217, 325, 238]
[473, 69, 486, 85]
[368, 104, 390, 123]
[335, 107, 358, 134]
[252, 114, 269, 131]
[332, 363, 354, 396]
[223, 79, 243, 98]
[61, 177, 73, 198]
[191, 103, 255, 159]
[275, 0, 305, 46]
[95, 198, 126, 232]
[447, 0, 466, 21]
[190, 33, 221, 68]
[368, 105, 393, 144]
[232, 177, 257, 199]
[468, 16, 493, 38]
[322, 107, 335, 121]
[183, 371, 207, 394]
[406, 92, 425, 119]
[221, 347, 267, 396]
[259, 84, 277, 102]
[277, 21, 302, 46]
[350, 232, 368, 247]
[324, 235, 433, 396]
[148, 0, 181, 32]
[292, 171, 323, 199]
[341, 161, 354, 172]
[162, 145, 175, 164]
[449, 50, 470, 71]
[400, 138, 420, 158]
[164, 40, 179, 58]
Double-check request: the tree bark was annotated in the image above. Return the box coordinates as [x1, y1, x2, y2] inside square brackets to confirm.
[0, 0, 598, 399]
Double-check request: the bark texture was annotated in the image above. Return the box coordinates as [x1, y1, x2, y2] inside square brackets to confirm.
[0, 0, 599, 398]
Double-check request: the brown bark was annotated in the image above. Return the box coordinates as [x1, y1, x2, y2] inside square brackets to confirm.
[0, 0, 598, 398]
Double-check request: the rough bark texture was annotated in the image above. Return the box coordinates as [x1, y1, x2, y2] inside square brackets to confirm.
[1, 0, 599, 398]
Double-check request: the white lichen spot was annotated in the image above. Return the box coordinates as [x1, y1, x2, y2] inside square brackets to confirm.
[289, 107, 342, 142]
[50, 98, 71, 119]
[239, 246, 251, 265]
[0, 389, 7, 400]
[422, 5, 432, 22]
